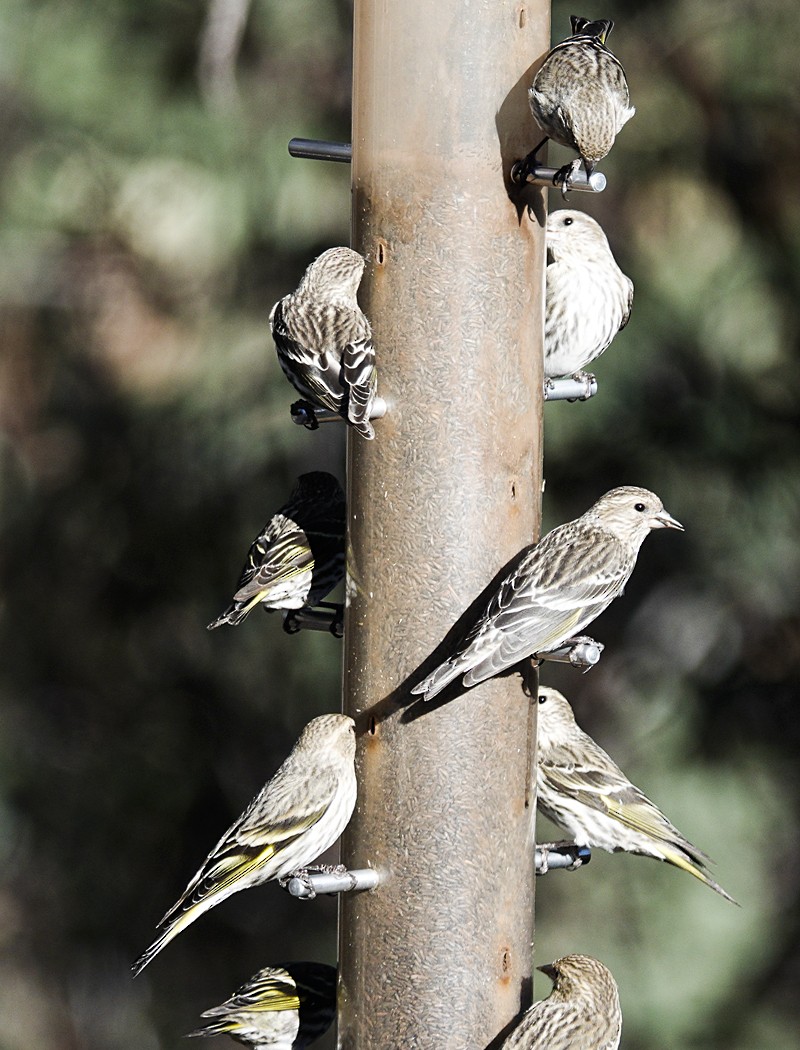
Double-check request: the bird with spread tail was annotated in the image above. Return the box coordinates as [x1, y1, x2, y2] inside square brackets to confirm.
[536, 686, 737, 903]
[515, 17, 634, 194]
[501, 954, 621, 1050]
[187, 962, 337, 1050]
[131, 715, 357, 976]
[207, 472, 345, 630]
[412, 487, 682, 702]
[270, 247, 377, 438]
[545, 210, 633, 382]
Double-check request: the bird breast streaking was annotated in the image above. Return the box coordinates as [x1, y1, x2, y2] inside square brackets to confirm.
[270, 247, 378, 439]
[501, 954, 622, 1050]
[545, 210, 633, 380]
[411, 487, 682, 702]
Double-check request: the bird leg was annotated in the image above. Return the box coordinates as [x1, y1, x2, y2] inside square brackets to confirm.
[290, 399, 320, 430]
[536, 841, 589, 875]
[511, 137, 549, 185]
[551, 157, 584, 197]
[278, 863, 351, 899]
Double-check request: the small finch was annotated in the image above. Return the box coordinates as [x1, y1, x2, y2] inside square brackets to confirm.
[519, 17, 634, 193]
[270, 247, 377, 438]
[131, 714, 357, 976]
[187, 962, 337, 1050]
[411, 487, 682, 702]
[501, 954, 621, 1050]
[536, 686, 737, 903]
[544, 210, 633, 380]
[208, 472, 346, 630]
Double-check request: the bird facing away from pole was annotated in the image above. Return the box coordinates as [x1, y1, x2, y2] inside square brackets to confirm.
[501, 954, 622, 1050]
[187, 962, 337, 1050]
[411, 487, 683, 702]
[536, 686, 738, 903]
[207, 472, 346, 630]
[270, 246, 377, 438]
[131, 714, 357, 976]
[518, 17, 635, 194]
[544, 210, 633, 381]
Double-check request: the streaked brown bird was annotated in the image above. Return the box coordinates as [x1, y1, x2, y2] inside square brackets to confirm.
[536, 686, 737, 903]
[501, 954, 621, 1050]
[411, 487, 682, 702]
[545, 210, 633, 380]
[270, 246, 377, 438]
[132, 714, 357, 976]
[187, 962, 337, 1050]
[517, 17, 634, 194]
[207, 472, 346, 630]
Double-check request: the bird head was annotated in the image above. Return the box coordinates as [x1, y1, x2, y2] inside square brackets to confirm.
[537, 954, 619, 1006]
[297, 247, 366, 302]
[299, 713, 357, 761]
[590, 486, 683, 548]
[545, 209, 612, 263]
[536, 687, 579, 750]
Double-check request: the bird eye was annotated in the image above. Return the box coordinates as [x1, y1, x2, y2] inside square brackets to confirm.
[538, 694, 547, 704]
[563, 217, 573, 226]
[634, 502, 646, 512]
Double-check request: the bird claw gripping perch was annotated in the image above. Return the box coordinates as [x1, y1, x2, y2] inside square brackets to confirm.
[283, 603, 344, 638]
[511, 158, 607, 194]
[534, 636, 604, 669]
[535, 843, 592, 875]
[290, 397, 388, 429]
[290, 400, 321, 430]
[283, 867, 380, 900]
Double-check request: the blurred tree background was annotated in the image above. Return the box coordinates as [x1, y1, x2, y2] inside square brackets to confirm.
[0, 0, 797, 1047]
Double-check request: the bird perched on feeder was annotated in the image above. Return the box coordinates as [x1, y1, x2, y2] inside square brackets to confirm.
[544, 210, 633, 382]
[535, 686, 737, 903]
[501, 954, 621, 1050]
[411, 487, 682, 702]
[207, 472, 346, 630]
[187, 962, 337, 1050]
[131, 714, 357, 976]
[514, 17, 634, 195]
[270, 247, 378, 438]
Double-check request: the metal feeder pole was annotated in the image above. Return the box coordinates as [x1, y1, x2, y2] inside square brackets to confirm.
[339, 1, 549, 1047]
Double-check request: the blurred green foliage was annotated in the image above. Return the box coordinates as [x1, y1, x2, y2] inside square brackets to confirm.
[0, 0, 798, 1047]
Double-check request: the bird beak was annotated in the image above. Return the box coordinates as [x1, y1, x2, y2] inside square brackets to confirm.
[537, 963, 557, 980]
[654, 509, 684, 531]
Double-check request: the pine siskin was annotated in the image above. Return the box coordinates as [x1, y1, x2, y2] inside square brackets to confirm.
[536, 686, 737, 903]
[411, 487, 682, 702]
[187, 962, 337, 1050]
[208, 472, 346, 630]
[544, 210, 633, 380]
[131, 714, 357, 976]
[521, 17, 634, 193]
[501, 954, 621, 1050]
[270, 247, 377, 439]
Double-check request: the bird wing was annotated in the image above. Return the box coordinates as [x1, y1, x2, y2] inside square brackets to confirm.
[542, 742, 713, 867]
[203, 969, 301, 1016]
[270, 299, 346, 414]
[460, 527, 630, 684]
[342, 334, 377, 433]
[232, 517, 315, 607]
[619, 276, 634, 331]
